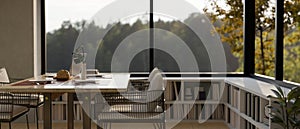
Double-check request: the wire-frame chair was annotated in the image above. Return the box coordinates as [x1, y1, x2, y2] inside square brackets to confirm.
[128, 67, 160, 91]
[0, 67, 43, 129]
[12, 93, 43, 129]
[0, 92, 29, 129]
[95, 90, 165, 129]
[95, 68, 165, 129]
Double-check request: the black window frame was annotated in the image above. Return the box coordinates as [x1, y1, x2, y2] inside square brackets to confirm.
[41, 0, 298, 88]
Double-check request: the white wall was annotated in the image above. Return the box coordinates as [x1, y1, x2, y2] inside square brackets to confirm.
[0, 0, 34, 81]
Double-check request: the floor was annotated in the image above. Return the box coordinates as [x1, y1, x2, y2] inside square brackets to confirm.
[0, 121, 229, 129]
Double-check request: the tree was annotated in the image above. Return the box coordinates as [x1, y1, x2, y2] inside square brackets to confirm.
[204, 0, 300, 81]
[47, 21, 80, 72]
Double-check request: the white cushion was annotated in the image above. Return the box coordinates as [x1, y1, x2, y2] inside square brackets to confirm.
[0, 68, 9, 83]
[148, 67, 160, 82]
[148, 72, 164, 91]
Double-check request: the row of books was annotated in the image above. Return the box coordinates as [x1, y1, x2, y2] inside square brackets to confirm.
[165, 81, 222, 101]
[229, 109, 240, 128]
[164, 81, 179, 101]
[225, 84, 270, 129]
[165, 104, 224, 120]
[231, 87, 239, 109]
[245, 92, 269, 125]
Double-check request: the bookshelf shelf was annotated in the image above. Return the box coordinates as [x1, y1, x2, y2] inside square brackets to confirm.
[165, 100, 222, 104]
[164, 77, 290, 129]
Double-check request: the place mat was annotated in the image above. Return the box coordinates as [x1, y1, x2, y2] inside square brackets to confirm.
[12, 80, 52, 86]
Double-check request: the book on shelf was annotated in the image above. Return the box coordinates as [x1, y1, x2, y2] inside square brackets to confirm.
[239, 90, 246, 113]
[220, 84, 227, 102]
[171, 104, 183, 120]
[198, 91, 206, 100]
[165, 104, 171, 120]
[254, 96, 260, 121]
[211, 104, 224, 120]
[193, 86, 199, 99]
[227, 84, 231, 104]
[184, 87, 194, 100]
[188, 105, 196, 120]
[198, 104, 205, 120]
[211, 83, 220, 101]
[246, 92, 251, 116]
[183, 104, 196, 120]
[165, 82, 173, 101]
[251, 95, 256, 120]
[232, 88, 239, 109]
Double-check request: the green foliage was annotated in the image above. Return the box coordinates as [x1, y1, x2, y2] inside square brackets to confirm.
[284, 27, 300, 83]
[268, 86, 300, 129]
[47, 21, 81, 72]
[47, 15, 239, 72]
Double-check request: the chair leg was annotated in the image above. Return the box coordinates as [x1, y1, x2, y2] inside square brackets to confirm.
[0, 122, 2, 129]
[96, 121, 103, 129]
[26, 114, 29, 129]
[153, 123, 157, 129]
[96, 122, 112, 129]
[9, 122, 11, 129]
[36, 108, 39, 129]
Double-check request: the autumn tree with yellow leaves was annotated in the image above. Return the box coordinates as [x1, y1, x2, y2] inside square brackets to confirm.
[204, 0, 300, 82]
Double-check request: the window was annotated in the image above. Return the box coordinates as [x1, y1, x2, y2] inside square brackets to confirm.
[254, 0, 276, 77]
[46, 0, 243, 74]
[202, 0, 243, 73]
[46, 0, 112, 72]
[284, 0, 300, 83]
[46, 0, 150, 72]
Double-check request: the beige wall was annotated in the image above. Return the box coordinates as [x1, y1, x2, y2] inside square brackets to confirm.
[0, 0, 34, 81]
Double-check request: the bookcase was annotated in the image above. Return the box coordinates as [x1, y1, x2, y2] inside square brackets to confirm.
[224, 77, 291, 129]
[224, 82, 270, 129]
[164, 77, 288, 129]
[164, 78, 225, 122]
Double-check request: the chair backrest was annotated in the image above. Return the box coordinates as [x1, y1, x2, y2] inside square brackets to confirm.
[148, 69, 164, 91]
[0, 68, 10, 84]
[0, 92, 13, 120]
[148, 67, 160, 82]
[146, 71, 165, 112]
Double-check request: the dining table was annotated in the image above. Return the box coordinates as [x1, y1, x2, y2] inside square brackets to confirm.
[0, 73, 131, 129]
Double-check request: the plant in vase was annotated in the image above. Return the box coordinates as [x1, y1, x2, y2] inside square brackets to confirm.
[72, 45, 86, 80]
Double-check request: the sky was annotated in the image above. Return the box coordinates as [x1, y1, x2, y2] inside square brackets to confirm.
[46, 0, 220, 32]
[46, 0, 113, 32]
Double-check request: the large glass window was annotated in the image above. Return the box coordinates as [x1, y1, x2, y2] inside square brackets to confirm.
[202, 0, 243, 73]
[46, 0, 150, 73]
[254, 0, 276, 77]
[284, 0, 300, 83]
[46, 0, 243, 73]
[46, 0, 112, 72]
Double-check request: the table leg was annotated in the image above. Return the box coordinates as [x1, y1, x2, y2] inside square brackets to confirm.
[44, 93, 52, 129]
[82, 93, 91, 129]
[67, 93, 74, 129]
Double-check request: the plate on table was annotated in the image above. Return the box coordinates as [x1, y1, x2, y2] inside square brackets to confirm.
[28, 78, 53, 85]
